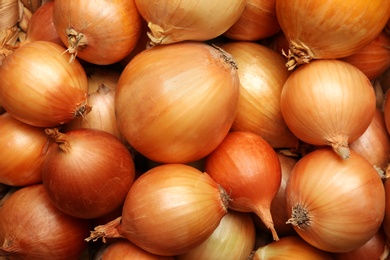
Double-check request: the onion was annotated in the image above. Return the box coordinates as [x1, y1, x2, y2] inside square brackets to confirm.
[20, 0, 42, 13]
[224, 0, 281, 41]
[349, 109, 390, 176]
[84, 66, 120, 94]
[276, 0, 390, 69]
[204, 131, 282, 241]
[86, 164, 230, 256]
[220, 41, 298, 148]
[0, 184, 91, 260]
[0, 40, 90, 127]
[383, 90, 390, 136]
[41, 128, 135, 219]
[135, 0, 246, 45]
[95, 239, 175, 260]
[115, 42, 239, 163]
[0, 113, 49, 186]
[285, 148, 385, 253]
[177, 210, 256, 260]
[340, 30, 390, 80]
[252, 236, 334, 260]
[53, 0, 142, 64]
[280, 59, 376, 160]
[334, 228, 390, 260]
[22, 1, 64, 47]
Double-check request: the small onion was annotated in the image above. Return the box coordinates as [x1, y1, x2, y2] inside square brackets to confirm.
[0, 40, 90, 127]
[276, 0, 390, 69]
[205, 131, 282, 241]
[0, 113, 49, 186]
[42, 128, 135, 219]
[280, 59, 376, 160]
[252, 236, 334, 260]
[285, 148, 385, 253]
[177, 210, 256, 260]
[115, 42, 239, 163]
[0, 184, 91, 260]
[86, 164, 230, 256]
[220, 41, 298, 148]
[53, 0, 142, 64]
[135, 0, 246, 45]
[224, 0, 281, 41]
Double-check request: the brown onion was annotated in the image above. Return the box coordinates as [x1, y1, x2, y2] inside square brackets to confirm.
[115, 42, 239, 163]
[280, 59, 376, 160]
[86, 164, 230, 256]
[135, 0, 245, 45]
[177, 210, 256, 260]
[0, 184, 91, 260]
[42, 128, 135, 219]
[220, 41, 298, 148]
[0, 41, 90, 127]
[276, 0, 390, 69]
[252, 236, 334, 260]
[340, 30, 390, 80]
[224, 0, 281, 41]
[53, 0, 142, 64]
[205, 131, 281, 241]
[0, 113, 49, 186]
[285, 148, 385, 253]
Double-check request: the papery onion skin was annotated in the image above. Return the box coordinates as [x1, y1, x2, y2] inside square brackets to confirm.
[276, 0, 390, 69]
[204, 131, 281, 241]
[220, 41, 298, 148]
[285, 148, 385, 253]
[42, 128, 135, 219]
[253, 236, 334, 260]
[224, 0, 281, 41]
[115, 42, 239, 164]
[135, 0, 246, 45]
[177, 210, 256, 260]
[280, 59, 376, 160]
[0, 41, 89, 127]
[53, 0, 142, 65]
[86, 164, 229, 256]
[0, 113, 49, 186]
[0, 184, 91, 260]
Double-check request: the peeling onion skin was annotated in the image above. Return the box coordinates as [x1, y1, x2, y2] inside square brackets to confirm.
[0, 184, 91, 260]
[285, 148, 385, 253]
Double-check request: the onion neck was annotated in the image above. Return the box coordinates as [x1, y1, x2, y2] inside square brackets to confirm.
[254, 206, 279, 241]
[85, 216, 124, 243]
[286, 204, 311, 230]
[66, 27, 88, 63]
[212, 44, 238, 70]
[282, 41, 313, 70]
[218, 185, 231, 213]
[328, 134, 350, 160]
[45, 128, 72, 153]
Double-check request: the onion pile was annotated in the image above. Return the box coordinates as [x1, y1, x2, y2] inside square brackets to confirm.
[1, 1, 390, 259]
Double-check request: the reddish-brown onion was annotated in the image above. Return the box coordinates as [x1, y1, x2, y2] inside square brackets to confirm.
[42, 128, 135, 219]
[86, 164, 229, 256]
[276, 0, 390, 69]
[0, 41, 89, 127]
[0, 184, 91, 260]
[285, 148, 385, 253]
[280, 59, 376, 160]
[205, 131, 281, 241]
[220, 41, 298, 148]
[252, 236, 334, 260]
[340, 31, 390, 80]
[224, 0, 281, 41]
[53, 0, 142, 64]
[0, 113, 49, 186]
[115, 42, 239, 163]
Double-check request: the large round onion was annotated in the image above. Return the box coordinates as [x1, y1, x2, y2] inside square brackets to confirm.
[115, 42, 239, 163]
[276, 0, 390, 69]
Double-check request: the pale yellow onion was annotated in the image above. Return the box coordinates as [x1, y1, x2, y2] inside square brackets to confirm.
[286, 148, 385, 253]
[276, 0, 390, 70]
[224, 0, 281, 41]
[115, 42, 239, 163]
[280, 59, 376, 160]
[177, 210, 256, 260]
[135, 0, 246, 45]
[221, 41, 298, 148]
[252, 236, 334, 260]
